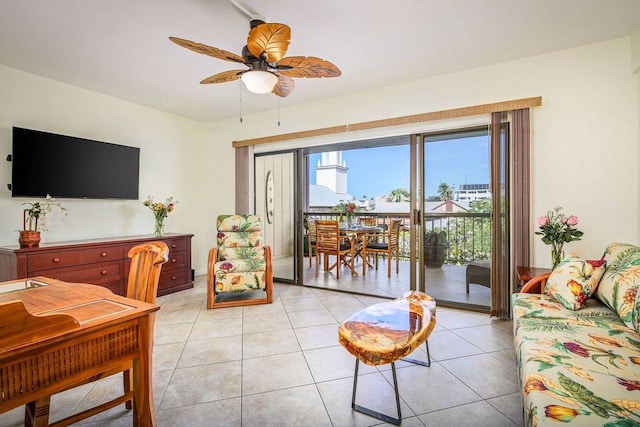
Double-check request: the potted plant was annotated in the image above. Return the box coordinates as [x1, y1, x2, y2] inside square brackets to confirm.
[19, 194, 67, 247]
[424, 230, 448, 268]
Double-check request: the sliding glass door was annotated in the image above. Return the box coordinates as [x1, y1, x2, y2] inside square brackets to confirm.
[255, 152, 299, 283]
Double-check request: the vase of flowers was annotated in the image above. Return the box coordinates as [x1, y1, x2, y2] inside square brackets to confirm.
[335, 201, 359, 228]
[19, 194, 67, 247]
[143, 196, 177, 237]
[535, 206, 583, 269]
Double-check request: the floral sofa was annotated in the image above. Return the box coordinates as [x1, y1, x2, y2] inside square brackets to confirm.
[512, 242, 640, 426]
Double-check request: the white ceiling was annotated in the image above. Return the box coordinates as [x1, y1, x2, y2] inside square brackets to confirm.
[1, 0, 639, 123]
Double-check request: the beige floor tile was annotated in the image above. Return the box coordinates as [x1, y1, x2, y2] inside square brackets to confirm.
[242, 311, 291, 335]
[439, 353, 520, 399]
[189, 317, 243, 340]
[385, 363, 483, 414]
[177, 335, 242, 368]
[242, 385, 332, 427]
[160, 361, 241, 410]
[418, 400, 517, 426]
[153, 341, 186, 372]
[288, 307, 338, 328]
[281, 296, 325, 312]
[304, 345, 377, 383]
[242, 352, 314, 395]
[154, 322, 193, 345]
[294, 323, 340, 350]
[451, 325, 514, 352]
[243, 328, 301, 359]
[427, 329, 484, 361]
[157, 398, 242, 426]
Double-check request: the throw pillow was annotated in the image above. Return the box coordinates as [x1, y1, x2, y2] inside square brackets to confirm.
[544, 257, 606, 310]
[595, 243, 640, 331]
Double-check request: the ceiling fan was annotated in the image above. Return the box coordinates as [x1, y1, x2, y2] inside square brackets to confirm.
[169, 5, 341, 97]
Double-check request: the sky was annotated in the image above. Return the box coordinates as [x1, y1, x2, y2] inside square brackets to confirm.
[309, 135, 490, 199]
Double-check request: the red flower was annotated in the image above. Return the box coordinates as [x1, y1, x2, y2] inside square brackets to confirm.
[563, 342, 589, 357]
[617, 377, 640, 391]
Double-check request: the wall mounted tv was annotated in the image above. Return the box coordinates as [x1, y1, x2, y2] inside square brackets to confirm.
[11, 127, 140, 200]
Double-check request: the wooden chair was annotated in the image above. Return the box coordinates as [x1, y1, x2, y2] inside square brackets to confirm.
[207, 214, 273, 309]
[315, 220, 355, 279]
[25, 241, 169, 426]
[307, 219, 317, 268]
[362, 219, 402, 277]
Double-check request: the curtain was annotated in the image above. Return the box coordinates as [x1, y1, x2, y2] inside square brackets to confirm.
[490, 112, 510, 319]
[511, 109, 531, 293]
[490, 109, 531, 319]
[235, 146, 253, 214]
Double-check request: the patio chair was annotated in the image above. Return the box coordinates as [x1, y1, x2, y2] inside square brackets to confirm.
[315, 220, 356, 279]
[362, 218, 402, 277]
[307, 218, 317, 268]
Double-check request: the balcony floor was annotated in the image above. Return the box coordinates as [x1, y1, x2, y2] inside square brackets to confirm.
[274, 256, 491, 311]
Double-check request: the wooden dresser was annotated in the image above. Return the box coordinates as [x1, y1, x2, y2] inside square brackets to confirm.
[0, 233, 193, 297]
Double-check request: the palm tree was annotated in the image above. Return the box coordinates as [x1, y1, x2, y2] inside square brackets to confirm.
[387, 188, 409, 202]
[437, 182, 454, 201]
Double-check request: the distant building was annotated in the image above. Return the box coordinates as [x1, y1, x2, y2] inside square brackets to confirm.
[456, 183, 491, 202]
[316, 152, 348, 195]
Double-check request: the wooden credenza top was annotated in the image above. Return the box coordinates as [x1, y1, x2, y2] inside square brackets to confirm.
[0, 233, 193, 252]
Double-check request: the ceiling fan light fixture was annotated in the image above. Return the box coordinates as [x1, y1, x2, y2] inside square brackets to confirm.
[241, 70, 278, 94]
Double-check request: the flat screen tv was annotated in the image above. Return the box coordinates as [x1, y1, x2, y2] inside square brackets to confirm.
[11, 127, 140, 200]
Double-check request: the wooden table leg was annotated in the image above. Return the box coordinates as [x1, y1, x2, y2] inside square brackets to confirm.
[133, 313, 157, 427]
[24, 397, 50, 427]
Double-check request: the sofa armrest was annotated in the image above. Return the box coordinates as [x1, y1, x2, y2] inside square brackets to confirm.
[520, 272, 551, 294]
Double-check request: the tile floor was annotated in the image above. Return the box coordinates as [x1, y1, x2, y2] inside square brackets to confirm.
[0, 277, 523, 426]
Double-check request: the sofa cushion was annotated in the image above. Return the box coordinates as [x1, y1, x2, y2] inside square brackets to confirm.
[544, 257, 606, 310]
[512, 293, 640, 425]
[595, 243, 640, 332]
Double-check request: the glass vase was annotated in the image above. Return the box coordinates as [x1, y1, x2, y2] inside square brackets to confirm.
[551, 242, 564, 270]
[154, 217, 165, 237]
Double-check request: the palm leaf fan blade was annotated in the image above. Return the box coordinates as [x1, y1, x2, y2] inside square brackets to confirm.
[272, 75, 295, 97]
[247, 23, 291, 63]
[200, 70, 245, 84]
[169, 37, 244, 63]
[276, 56, 341, 78]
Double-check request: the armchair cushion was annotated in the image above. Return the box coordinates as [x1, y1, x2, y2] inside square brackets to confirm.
[214, 271, 267, 293]
[218, 246, 265, 261]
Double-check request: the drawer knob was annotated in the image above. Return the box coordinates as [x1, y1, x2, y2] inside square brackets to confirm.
[171, 275, 177, 280]
[171, 258, 177, 263]
[52, 257, 60, 263]
[101, 270, 108, 275]
[101, 252, 107, 257]
[171, 244, 177, 248]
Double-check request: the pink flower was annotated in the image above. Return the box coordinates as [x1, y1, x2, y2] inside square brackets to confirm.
[537, 216, 549, 226]
[566, 215, 578, 226]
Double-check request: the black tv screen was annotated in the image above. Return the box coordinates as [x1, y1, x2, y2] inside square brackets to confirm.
[11, 127, 140, 200]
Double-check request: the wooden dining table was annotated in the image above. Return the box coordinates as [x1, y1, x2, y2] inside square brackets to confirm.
[340, 225, 383, 274]
[0, 276, 159, 426]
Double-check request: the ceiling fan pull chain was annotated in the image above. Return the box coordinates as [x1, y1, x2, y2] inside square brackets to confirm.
[239, 82, 243, 123]
[277, 98, 281, 126]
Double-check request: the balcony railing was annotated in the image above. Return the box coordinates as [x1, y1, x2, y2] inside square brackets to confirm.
[304, 211, 491, 265]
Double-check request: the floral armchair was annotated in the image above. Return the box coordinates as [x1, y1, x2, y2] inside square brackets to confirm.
[207, 214, 273, 309]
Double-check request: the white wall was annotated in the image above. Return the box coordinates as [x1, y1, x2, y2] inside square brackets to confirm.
[208, 37, 639, 269]
[0, 65, 209, 272]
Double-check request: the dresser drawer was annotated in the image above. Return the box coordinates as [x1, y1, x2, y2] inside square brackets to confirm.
[158, 268, 189, 292]
[30, 261, 123, 286]
[27, 245, 123, 272]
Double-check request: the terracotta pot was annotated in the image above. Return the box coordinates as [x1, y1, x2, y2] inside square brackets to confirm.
[19, 230, 41, 247]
